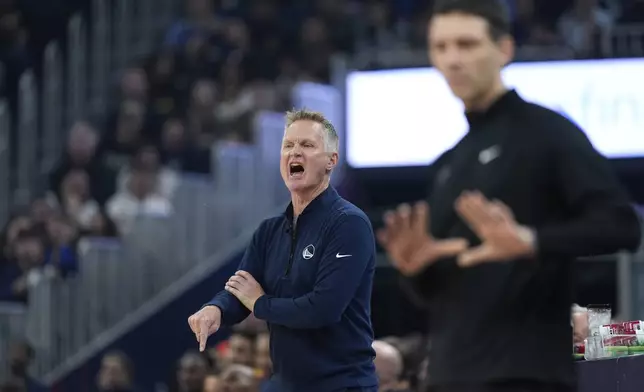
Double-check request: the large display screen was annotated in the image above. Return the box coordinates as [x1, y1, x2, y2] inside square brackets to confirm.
[346, 59, 644, 168]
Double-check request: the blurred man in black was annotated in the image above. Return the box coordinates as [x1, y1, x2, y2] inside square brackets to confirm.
[377, 1, 643, 392]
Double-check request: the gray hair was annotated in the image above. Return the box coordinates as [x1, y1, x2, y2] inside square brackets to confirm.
[285, 108, 339, 153]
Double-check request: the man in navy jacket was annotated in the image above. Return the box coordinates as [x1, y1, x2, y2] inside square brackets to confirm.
[188, 109, 378, 392]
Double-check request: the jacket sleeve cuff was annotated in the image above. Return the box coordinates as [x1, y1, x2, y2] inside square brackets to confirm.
[253, 295, 270, 320]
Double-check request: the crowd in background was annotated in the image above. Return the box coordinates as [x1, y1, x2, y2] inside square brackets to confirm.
[90, 316, 426, 392]
[1, 0, 643, 391]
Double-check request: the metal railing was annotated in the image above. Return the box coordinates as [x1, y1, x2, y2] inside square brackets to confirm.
[0, 0, 178, 219]
[0, 139, 284, 379]
[0, 0, 179, 379]
[0, 303, 27, 380]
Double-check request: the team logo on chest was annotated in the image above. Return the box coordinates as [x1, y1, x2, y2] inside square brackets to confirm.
[302, 244, 315, 259]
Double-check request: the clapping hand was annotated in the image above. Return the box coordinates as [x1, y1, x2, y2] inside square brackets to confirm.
[455, 191, 536, 267]
[377, 201, 469, 276]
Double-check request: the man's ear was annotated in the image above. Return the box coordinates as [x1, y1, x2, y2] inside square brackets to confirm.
[497, 34, 515, 68]
[327, 152, 338, 173]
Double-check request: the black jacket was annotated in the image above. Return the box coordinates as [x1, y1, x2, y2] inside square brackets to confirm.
[405, 90, 641, 386]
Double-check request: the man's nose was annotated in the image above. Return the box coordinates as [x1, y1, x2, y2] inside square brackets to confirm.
[439, 46, 463, 68]
[290, 146, 303, 156]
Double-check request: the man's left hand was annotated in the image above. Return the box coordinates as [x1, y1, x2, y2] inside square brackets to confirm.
[455, 191, 536, 267]
[225, 271, 265, 311]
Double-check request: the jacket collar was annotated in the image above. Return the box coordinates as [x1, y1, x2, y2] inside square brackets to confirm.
[284, 186, 339, 221]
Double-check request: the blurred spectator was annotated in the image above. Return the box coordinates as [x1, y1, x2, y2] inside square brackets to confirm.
[361, 2, 402, 51]
[186, 78, 224, 147]
[223, 331, 255, 369]
[159, 117, 211, 174]
[105, 165, 173, 236]
[372, 340, 409, 392]
[28, 199, 56, 226]
[164, 0, 224, 49]
[96, 350, 137, 392]
[512, 0, 561, 46]
[217, 364, 257, 392]
[44, 214, 78, 276]
[6, 340, 46, 392]
[49, 170, 100, 231]
[381, 335, 428, 390]
[101, 99, 149, 171]
[298, 16, 334, 82]
[1, 214, 32, 263]
[119, 68, 149, 104]
[558, 0, 614, 56]
[83, 209, 118, 237]
[254, 332, 271, 381]
[49, 121, 116, 205]
[117, 144, 178, 199]
[202, 374, 220, 392]
[146, 51, 181, 118]
[0, 208, 80, 301]
[174, 351, 209, 392]
[0, 0, 32, 96]
[8, 228, 48, 302]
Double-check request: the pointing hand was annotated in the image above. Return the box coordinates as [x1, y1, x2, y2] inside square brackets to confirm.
[187, 305, 222, 352]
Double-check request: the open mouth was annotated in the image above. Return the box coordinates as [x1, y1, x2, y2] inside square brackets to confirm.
[289, 163, 305, 178]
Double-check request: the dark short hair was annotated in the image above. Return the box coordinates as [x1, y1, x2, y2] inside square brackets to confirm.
[432, 0, 511, 40]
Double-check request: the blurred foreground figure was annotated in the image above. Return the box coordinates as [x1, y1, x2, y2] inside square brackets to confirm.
[378, 1, 642, 392]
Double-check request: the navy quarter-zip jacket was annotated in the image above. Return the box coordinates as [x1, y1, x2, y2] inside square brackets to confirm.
[207, 186, 378, 392]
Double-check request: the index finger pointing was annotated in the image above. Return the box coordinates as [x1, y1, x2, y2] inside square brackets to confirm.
[198, 319, 210, 352]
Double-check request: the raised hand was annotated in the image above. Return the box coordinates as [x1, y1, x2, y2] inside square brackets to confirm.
[455, 191, 536, 267]
[377, 201, 468, 276]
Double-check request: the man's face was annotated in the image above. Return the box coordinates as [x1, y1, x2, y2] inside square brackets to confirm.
[67, 122, 97, 163]
[428, 13, 511, 104]
[280, 120, 337, 193]
[228, 334, 254, 367]
[120, 68, 148, 100]
[219, 366, 255, 392]
[128, 172, 155, 199]
[14, 237, 44, 269]
[162, 119, 185, 150]
[137, 147, 161, 171]
[177, 357, 208, 392]
[97, 356, 129, 390]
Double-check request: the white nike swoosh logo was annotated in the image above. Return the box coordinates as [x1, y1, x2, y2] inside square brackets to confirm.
[479, 146, 501, 164]
[336, 253, 352, 258]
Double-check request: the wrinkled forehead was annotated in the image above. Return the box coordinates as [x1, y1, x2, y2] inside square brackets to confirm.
[283, 120, 325, 143]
